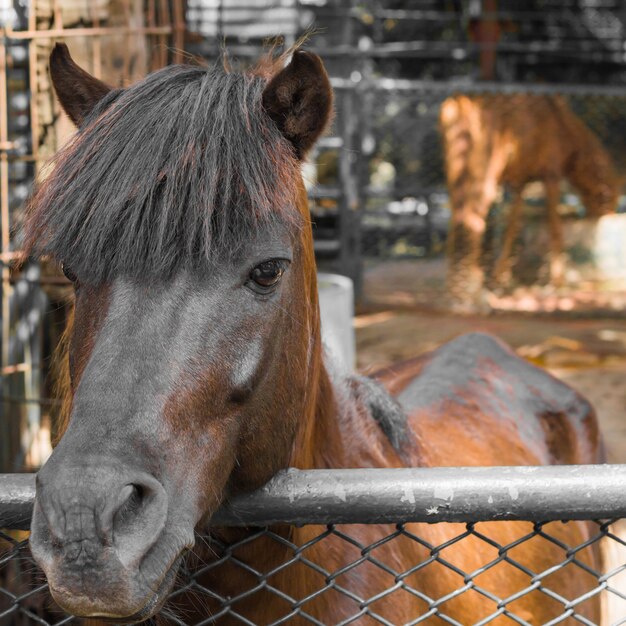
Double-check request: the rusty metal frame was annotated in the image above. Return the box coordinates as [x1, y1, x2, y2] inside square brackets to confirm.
[0, 1, 186, 470]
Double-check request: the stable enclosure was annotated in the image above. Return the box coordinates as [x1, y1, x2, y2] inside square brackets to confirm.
[4, 1, 626, 469]
[2, 2, 626, 625]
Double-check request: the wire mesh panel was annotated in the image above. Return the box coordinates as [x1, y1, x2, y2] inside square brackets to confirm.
[358, 86, 626, 254]
[2, 519, 626, 624]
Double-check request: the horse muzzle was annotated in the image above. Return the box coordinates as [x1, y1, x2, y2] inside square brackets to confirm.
[29, 458, 183, 619]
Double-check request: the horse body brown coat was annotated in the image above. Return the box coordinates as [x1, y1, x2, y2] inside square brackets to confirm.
[440, 93, 620, 307]
[192, 332, 602, 625]
[27, 47, 605, 625]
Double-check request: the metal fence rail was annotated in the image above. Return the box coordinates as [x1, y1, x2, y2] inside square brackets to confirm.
[1, 466, 626, 625]
[7, 464, 626, 530]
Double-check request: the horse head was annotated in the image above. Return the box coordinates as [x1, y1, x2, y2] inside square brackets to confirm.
[26, 43, 332, 621]
[566, 119, 621, 217]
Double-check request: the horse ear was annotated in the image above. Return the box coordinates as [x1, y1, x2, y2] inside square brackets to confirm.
[262, 50, 333, 159]
[49, 43, 113, 127]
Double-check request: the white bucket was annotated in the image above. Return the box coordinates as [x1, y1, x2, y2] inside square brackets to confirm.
[317, 273, 355, 372]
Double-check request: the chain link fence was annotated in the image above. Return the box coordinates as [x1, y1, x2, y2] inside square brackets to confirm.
[357, 86, 626, 259]
[1, 466, 625, 625]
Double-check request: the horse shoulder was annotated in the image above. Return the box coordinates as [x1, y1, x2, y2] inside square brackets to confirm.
[381, 332, 602, 467]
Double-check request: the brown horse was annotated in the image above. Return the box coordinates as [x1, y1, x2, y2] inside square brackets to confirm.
[24, 45, 606, 624]
[440, 93, 620, 309]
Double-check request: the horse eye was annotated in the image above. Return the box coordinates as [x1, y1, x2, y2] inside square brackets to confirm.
[249, 260, 285, 289]
[61, 262, 78, 283]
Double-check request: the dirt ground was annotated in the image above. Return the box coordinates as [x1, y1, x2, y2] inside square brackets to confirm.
[356, 259, 626, 463]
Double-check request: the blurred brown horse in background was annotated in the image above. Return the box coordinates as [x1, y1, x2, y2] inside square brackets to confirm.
[22, 46, 610, 624]
[440, 93, 620, 309]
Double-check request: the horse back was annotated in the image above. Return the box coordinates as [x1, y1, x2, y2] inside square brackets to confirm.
[375, 332, 603, 468]
[439, 93, 598, 187]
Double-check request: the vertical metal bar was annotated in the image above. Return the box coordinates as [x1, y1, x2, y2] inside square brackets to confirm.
[147, 0, 156, 73]
[0, 34, 13, 469]
[91, 0, 103, 80]
[172, 0, 186, 64]
[28, 0, 44, 469]
[337, 0, 362, 293]
[158, 0, 169, 67]
[53, 0, 63, 30]
[217, 0, 224, 48]
[122, 0, 132, 83]
[0, 41, 10, 373]
[29, 0, 40, 171]
[477, 0, 499, 81]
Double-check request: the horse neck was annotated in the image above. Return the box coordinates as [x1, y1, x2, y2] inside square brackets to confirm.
[286, 217, 403, 471]
[569, 133, 609, 176]
[289, 347, 405, 471]
[559, 107, 615, 191]
[281, 185, 346, 470]
[288, 353, 337, 469]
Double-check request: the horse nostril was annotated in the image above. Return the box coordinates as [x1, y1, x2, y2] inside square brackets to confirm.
[112, 480, 157, 534]
[115, 484, 144, 524]
[130, 483, 146, 507]
[33, 463, 169, 572]
[109, 475, 168, 569]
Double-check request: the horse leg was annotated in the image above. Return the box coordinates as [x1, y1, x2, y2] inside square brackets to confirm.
[447, 206, 488, 312]
[492, 188, 524, 287]
[443, 105, 514, 313]
[447, 169, 505, 312]
[545, 178, 565, 286]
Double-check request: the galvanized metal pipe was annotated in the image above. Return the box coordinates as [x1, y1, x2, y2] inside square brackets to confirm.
[1, 465, 625, 531]
[0, 473, 35, 530]
[2, 25, 174, 40]
[329, 76, 626, 97]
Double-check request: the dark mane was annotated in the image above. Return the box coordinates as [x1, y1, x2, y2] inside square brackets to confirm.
[23, 62, 302, 282]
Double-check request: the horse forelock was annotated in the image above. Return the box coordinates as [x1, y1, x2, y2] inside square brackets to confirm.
[23, 61, 304, 283]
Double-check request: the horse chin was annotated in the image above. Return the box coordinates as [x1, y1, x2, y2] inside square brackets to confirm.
[112, 554, 183, 623]
[49, 552, 184, 624]
[127, 551, 185, 624]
